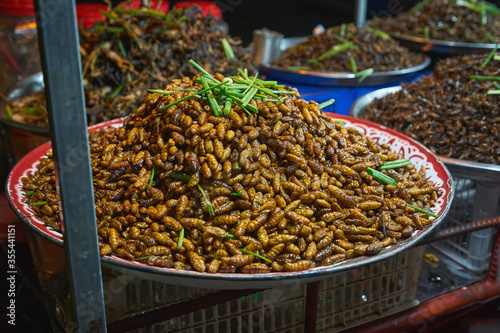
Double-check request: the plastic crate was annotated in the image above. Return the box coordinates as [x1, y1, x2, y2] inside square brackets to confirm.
[430, 175, 500, 275]
[120, 246, 425, 333]
[25, 230, 425, 333]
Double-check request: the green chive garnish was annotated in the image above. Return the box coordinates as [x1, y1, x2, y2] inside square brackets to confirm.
[487, 90, 500, 95]
[232, 191, 242, 196]
[481, 44, 498, 67]
[134, 255, 155, 261]
[407, 204, 439, 218]
[118, 40, 127, 58]
[25, 191, 34, 197]
[355, 68, 374, 83]
[379, 159, 412, 170]
[171, 172, 192, 182]
[318, 99, 336, 109]
[349, 56, 358, 74]
[470, 75, 500, 81]
[221, 38, 235, 59]
[366, 167, 398, 186]
[197, 184, 214, 216]
[110, 83, 124, 100]
[149, 167, 155, 187]
[28, 201, 48, 206]
[240, 248, 272, 263]
[177, 228, 185, 249]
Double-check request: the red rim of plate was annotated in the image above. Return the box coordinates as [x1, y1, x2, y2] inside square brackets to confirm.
[6, 114, 454, 285]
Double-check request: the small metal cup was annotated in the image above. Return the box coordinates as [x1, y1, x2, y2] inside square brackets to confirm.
[252, 28, 284, 65]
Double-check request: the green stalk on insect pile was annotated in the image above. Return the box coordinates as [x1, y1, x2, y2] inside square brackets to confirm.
[4, 104, 13, 119]
[334, 120, 345, 126]
[134, 255, 154, 261]
[201, 76, 221, 116]
[407, 204, 439, 218]
[355, 68, 374, 83]
[197, 184, 215, 216]
[481, 44, 499, 67]
[25, 191, 34, 197]
[366, 167, 398, 186]
[309, 41, 356, 63]
[379, 159, 412, 170]
[240, 248, 272, 263]
[487, 90, 500, 95]
[118, 40, 127, 58]
[171, 171, 192, 182]
[288, 66, 311, 71]
[148, 167, 155, 187]
[177, 228, 185, 249]
[318, 99, 335, 110]
[349, 57, 358, 74]
[110, 83, 124, 100]
[221, 38, 235, 59]
[28, 201, 48, 206]
[470, 75, 500, 81]
[365, 26, 391, 41]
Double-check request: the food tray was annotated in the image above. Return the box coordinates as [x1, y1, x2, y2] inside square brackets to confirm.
[350, 87, 500, 274]
[25, 225, 426, 333]
[7, 113, 453, 289]
[390, 34, 499, 55]
[257, 38, 431, 87]
[0, 72, 49, 136]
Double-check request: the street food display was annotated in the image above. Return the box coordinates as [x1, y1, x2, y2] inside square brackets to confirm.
[16, 62, 448, 274]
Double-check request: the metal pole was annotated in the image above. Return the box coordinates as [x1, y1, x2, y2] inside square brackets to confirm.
[355, 0, 368, 27]
[33, 1, 107, 332]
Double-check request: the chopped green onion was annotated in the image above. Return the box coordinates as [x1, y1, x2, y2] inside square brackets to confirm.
[355, 68, 374, 83]
[5, 104, 13, 119]
[202, 76, 221, 116]
[407, 204, 439, 218]
[159, 80, 227, 111]
[349, 57, 357, 74]
[197, 184, 214, 216]
[494, 55, 500, 61]
[480, 27, 498, 43]
[149, 167, 155, 187]
[493, 82, 500, 89]
[365, 26, 391, 40]
[288, 66, 311, 71]
[340, 23, 346, 37]
[177, 228, 185, 249]
[310, 41, 356, 62]
[481, 44, 498, 67]
[424, 26, 430, 40]
[28, 201, 48, 206]
[487, 90, 500, 95]
[225, 233, 235, 239]
[318, 99, 336, 110]
[232, 191, 242, 196]
[366, 167, 398, 186]
[470, 75, 500, 81]
[234, 163, 241, 170]
[240, 248, 272, 263]
[379, 159, 412, 170]
[223, 97, 233, 115]
[99, 9, 118, 21]
[221, 38, 235, 59]
[148, 89, 173, 95]
[118, 40, 127, 58]
[134, 255, 154, 261]
[188, 59, 219, 83]
[25, 191, 34, 197]
[171, 172, 192, 182]
[334, 120, 345, 126]
[110, 83, 124, 100]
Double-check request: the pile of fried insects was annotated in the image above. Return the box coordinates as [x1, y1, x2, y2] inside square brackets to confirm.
[22, 61, 442, 274]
